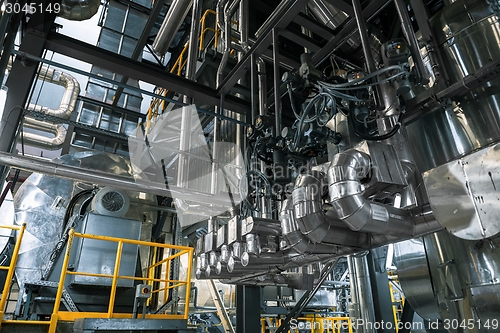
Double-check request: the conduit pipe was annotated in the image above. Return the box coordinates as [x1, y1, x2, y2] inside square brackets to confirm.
[60, 0, 100, 21]
[152, 0, 193, 55]
[291, 172, 370, 246]
[217, 0, 241, 87]
[328, 149, 413, 235]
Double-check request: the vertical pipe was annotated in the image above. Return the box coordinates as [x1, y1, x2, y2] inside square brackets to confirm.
[351, 0, 384, 109]
[184, 0, 202, 91]
[272, 29, 282, 135]
[239, 0, 249, 52]
[250, 53, 259, 124]
[257, 58, 268, 117]
[393, 0, 430, 84]
[108, 241, 123, 318]
[350, 253, 377, 333]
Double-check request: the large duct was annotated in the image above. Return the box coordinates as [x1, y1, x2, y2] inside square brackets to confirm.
[152, 0, 194, 55]
[291, 172, 369, 247]
[327, 149, 414, 235]
[59, 0, 100, 21]
[22, 66, 80, 150]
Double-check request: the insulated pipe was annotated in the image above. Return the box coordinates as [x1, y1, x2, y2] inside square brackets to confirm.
[328, 149, 414, 235]
[239, 0, 250, 52]
[280, 199, 348, 254]
[393, 0, 430, 85]
[152, 0, 193, 55]
[217, 0, 241, 88]
[256, 57, 268, 116]
[27, 67, 80, 119]
[60, 0, 100, 21]
[291, 172, 370, 246]
[22, 118, 67, 150]
[240, 252, 285, 267]
[0, 151, 239, 208]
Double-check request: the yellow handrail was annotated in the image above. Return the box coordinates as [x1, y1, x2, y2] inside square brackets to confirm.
[44, 229, 194, 333]
[0, 223, 26, 328]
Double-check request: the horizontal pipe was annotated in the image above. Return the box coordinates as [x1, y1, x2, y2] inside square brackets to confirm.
[0, 152, 237, 209]
[22, 118, 67, 150]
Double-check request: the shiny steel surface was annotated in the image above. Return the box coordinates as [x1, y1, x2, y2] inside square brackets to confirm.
[424, 143, 500, 240]
[152, 0, 193, 55]
[393, 238, 440, 320]
[14, 151, 157, 286]
[408, 0, 500, 172]
[424, 231, 500, 330]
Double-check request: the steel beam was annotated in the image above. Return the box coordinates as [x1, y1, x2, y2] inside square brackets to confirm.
[0, 9, 56, 185]
[324, 0, 354, 16]
[293, 12, 336, 38]
[216, 0, 310, 95]
[280, 29, 322, 53]
[312, 0, 392, 66]
[44, 32, 250, 115]
[111, 0, 168, 106]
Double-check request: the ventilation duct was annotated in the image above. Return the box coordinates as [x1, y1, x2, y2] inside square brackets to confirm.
[60, 0, 100, 21]
[328, 149, 414, 235]
[152, 0, 194, 55]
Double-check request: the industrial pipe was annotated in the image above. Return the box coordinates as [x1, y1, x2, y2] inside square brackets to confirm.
[22, 118, 67, 150]
[152, 0, 193, 55]
[292, 172, 370, 246]
[328, 149, 414, 235]
[0, 151, 239, 209]
[393, 0, 430, 84]
[280, 199, 350, 254]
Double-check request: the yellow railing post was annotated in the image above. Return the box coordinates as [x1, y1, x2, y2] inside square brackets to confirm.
[182, 249, 193, 319]
[49, 228, 75, 333]
[107, 241, 123, 318]
[0, 223, 26, 326]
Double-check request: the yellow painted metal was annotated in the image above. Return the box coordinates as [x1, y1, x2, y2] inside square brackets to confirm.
[49, 229, 75, 333]
[183, 249, 193, 320]
[2, 320, 51, 325]
[0, 223, 26, 327]
[3, 228, 194, 331]
[107, 241, 123, 318]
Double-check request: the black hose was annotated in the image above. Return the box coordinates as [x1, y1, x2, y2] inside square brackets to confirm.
[61, 189, 94, 236]
[349, 102, 404, 141]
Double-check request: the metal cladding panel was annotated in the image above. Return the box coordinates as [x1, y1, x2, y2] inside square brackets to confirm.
[424, 142, 500, 240]
[71, 213, 141, 287]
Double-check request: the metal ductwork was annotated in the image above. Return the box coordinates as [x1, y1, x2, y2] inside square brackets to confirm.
[22, 118, 67, 150]
[60, 0, 101, 21]
[328, 149, 414, 235]
[27, 66, 80, 119]
[280, 198, 346, 254]
[152, 0, 194, 55]
[291, 172, 369, 247]
[24, 66, 79, 150]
